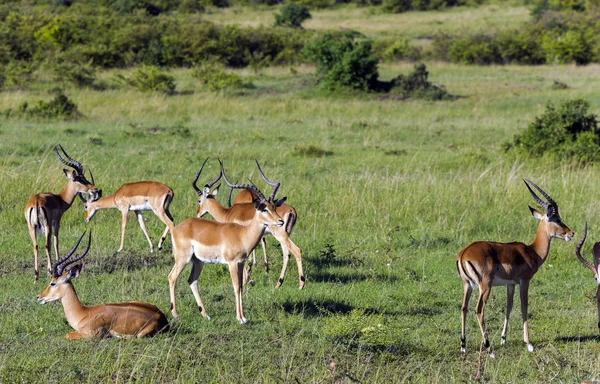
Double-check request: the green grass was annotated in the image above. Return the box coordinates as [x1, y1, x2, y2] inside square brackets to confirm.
[2, 62, 600, 382]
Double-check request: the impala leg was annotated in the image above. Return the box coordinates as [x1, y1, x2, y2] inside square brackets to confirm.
[52, 220, 60, 261]
[135, 210, 154, 253]
[158, 225, 170, 250]
[519, 280, 534, 352]
[118, 210, 128, 252]
[596, 285, 600, 334]
[168, 251, 190, 318]
[28, 226, 40, 281]
[243, 257, 254, 287]
[271, 229, 290, 288]
[260, 237, 268, 273]
[475, 284, 494, 358]
[287, 238, 304, 289]
[44, 224, 52, 274]
[501, 284, 515, 346]
[65, 331, 86, 340]
[460, 282, 472, 353]
[188, 258, 209, 320]
[229, 261, 247, 324]
[155, 208, 173, 251]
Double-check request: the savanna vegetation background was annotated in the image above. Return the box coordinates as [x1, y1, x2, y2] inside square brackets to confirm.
[2, 0, 600, 382]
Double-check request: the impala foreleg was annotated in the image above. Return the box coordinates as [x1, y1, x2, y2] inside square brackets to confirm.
[596, 285, 600, 334]
[188, 258, 210, 320]
[229, 261, 247, 324]
[66, 331, 87, 340]
[501, 284, 515, 346]
[460, 282, 472, 353]
[135, 210, 154, 253]
[519, 280, 533, 352]
[475, 284, 494, 358]
[260, 237, 268, 273]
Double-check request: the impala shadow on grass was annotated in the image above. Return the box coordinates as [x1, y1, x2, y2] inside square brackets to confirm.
[278, 299, 354, 317]
[84, 249, 172, 274]
[555, 335, 600, 343]
[309, 270, 402, 284]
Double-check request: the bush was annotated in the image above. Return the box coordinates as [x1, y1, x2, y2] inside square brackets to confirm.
[508, 99, 600, 162]
[191, 61, 245, 91]
[11, 90, 81, 120]
[274, 4, 311, 28]
[386, 63, 451, 100]
[540, 29, 592, 64]
[373, 38, 422, 62]
[117, 65, 176, 94]
[303, 33, 379, 91]
[51, 60, 97, 88]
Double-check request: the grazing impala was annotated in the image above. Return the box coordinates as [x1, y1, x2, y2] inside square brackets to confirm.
[25, 145, 98, 280]
[574, 222, 600, 334]
[84, 181, 175, 252]
[37, 231, 169, 339]
[195, 158, 304, 289]
[456, 179, 574, 357]
[169, 161, 284, 323]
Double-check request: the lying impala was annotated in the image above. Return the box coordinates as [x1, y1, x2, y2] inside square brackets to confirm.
[84, 181, 175, 252]
[169, 161, 284, 323]
[37, 231, 169, 339]
[25, 145, 98, 280]
[194, 158, 304, 289]
[574, 222, 600, 334]
[456, 179, 573, 357]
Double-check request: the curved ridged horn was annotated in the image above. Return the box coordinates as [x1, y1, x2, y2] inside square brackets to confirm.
[220, 159, 266, 203]
[55, 145, 83, 174]
[227, 185, 235, 207]
[523, 179, 558, 217]
[89, 169, 95, 186]
[576, 222, 597, 277]
[255, 160, 280, 201]
[52, 231, 89, 277]
[192, 158, 221, 196]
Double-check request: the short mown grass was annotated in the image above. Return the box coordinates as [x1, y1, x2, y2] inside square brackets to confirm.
[1, 63, 600, 382]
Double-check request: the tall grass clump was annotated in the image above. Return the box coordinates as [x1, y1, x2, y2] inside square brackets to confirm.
[117, 66, 176, 95]
[506, 98, 600, 162]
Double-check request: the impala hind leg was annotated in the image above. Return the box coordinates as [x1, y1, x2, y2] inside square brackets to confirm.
[135, 210, 154, 253]
[28, 226, 40, 281]
[188, 258, 210, 320]
[260, 237, 268, 273]
[519, 280, 534, 352]
[168, 250, 191, 318]
[501, 284, 515, 346]
[52, 220, 61, 261]
[460, 282, 472, 353]
[118, 210, 128, 252]
[155, 206, 174, 250]
[596, 285, 600, 334]
[475, 284, 494, 358]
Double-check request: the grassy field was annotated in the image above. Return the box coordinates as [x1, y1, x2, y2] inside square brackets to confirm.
[2, 59, 600, 381]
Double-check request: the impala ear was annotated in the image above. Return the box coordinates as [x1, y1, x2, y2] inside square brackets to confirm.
[212, 184, 221, 196]
[254, 199, 266, 211]
[274, 197, 287, 207]
[529, 206, 544, 220]
[67, 264, 83, 281]
[63, 169, 74, 179]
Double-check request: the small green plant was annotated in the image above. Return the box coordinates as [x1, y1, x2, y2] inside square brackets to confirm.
[192, 62, 245, 91]
[117, 66, 176, 95]
[386, 63, 452, 100]
[508, 98, 600, 162]
[293, 145, 334, 157]
[12, 89, 81, 120]
[551, 79, 569, 89]
[274, 4, 312, 28]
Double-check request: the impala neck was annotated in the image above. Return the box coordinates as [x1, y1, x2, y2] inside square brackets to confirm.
[207, 199, 253, 222]
[60, 283, 87, 331]
[58, 182, 81, 207]
[239, 212, 269, 253]
[90, 195, 117, 210]
[529, 220, 553, 267]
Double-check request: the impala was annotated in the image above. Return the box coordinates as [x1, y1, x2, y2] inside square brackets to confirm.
[574, 222, 600, 334]
[25, 145, 98, 280]
[456, 179, 574, 357]
[84, 181, 175, 252]
[37, 231, 169, 339]
[195, 158, 304, 289]
[169, 161, 284, 323]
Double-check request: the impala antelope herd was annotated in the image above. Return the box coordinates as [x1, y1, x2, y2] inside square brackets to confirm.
[21, 145, 600, 356]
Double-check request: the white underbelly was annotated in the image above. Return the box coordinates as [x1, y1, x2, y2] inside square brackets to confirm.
[191, 241, 226, 264]
[491, 277, 519, 286]
[129, 202, 152, 211]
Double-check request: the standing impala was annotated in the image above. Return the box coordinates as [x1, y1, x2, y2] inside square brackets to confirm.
[37, 231, 169, 339]
[84, 181, 175, 252]
[169, 161, 284, 323]
[457, 179, 574, 357]
[574, 223, 600, 334]
[25, 145, 98, 280]
[194, 158, 304, 289]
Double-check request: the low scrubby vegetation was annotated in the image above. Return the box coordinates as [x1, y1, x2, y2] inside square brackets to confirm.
[274, 3, 311, 28]
[116, 66, 176, 94]
[506, 98, 600, 162]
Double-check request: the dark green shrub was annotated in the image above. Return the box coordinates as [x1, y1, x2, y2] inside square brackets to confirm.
[191, 61, 245, 91]
[508, 99, 600, 162]
[274, 4, 311, 28]
[117, 65, 176, 94]
[178, 0, 205, 13]
[373, 38, 422, 62]
[540, 29, 592, 64]
[303, 33, 379, 91]
[51, 60, 97, 88]
[385, 63, 451, 100]
[15, 90, 81, 120]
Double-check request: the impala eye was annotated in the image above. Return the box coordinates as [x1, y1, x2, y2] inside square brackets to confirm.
[50, 282, 57, 287]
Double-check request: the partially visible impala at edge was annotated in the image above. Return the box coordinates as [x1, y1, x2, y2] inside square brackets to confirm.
[84, 181, 175, 252]
[456, 179, 574, 357]
[195, 158, 304, 289]
[574, 222, 600, 334]
[25, 145, 98, 280]
[169, 160, 284, 323]
[37, 231, 169, 339]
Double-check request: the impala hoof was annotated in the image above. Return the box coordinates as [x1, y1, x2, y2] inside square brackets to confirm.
[527, 344, 534, 352]
[489, 352, 496, 359]
[206, 315, 211, 321]
[460, 347, 466, 353]
[501, 337, 506, 345]
[240, 318, 248, 324]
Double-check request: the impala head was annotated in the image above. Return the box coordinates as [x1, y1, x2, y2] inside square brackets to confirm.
[37, 231, 91, 304]
[220, 160, 284, 228]
[524, 179, 574, 242]
[575, 223, 600, 284]
[83, 189, 103, 222]
[192, 157, 222, 217]
[56, 145, 98, 200]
